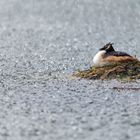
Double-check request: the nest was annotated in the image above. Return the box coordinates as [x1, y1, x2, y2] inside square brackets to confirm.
[74, 60, 140, 81]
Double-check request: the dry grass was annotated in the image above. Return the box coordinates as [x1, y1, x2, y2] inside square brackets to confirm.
[74, 60, 140, 81]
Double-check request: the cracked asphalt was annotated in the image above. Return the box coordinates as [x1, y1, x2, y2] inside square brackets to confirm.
[0, 0, 140, 140]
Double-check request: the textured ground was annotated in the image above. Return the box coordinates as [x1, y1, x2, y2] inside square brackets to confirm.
[0, 0, 140, 140]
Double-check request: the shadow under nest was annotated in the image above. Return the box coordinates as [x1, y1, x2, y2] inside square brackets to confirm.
[74, 60, 140, 81]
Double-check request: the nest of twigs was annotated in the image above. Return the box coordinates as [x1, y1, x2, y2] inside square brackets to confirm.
[74, 60, 140, 80]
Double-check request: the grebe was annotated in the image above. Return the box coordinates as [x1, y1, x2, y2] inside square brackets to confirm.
[93, 43, 136, 67]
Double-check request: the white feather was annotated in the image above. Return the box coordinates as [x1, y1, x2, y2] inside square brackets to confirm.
[93, 50, 107, 67]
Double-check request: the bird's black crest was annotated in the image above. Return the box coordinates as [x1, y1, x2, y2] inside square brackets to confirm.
[100, 42, 115, 52]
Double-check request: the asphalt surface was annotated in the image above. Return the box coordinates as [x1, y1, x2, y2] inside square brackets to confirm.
[0, 0, 140, 140]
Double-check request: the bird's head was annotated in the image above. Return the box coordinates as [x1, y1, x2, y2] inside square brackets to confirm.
[99, 43, 115, 52]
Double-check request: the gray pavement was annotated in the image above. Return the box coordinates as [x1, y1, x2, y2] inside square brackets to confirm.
[0, 0, 140, 140]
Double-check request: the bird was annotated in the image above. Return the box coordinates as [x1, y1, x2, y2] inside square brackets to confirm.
[93, 43, 137, 67]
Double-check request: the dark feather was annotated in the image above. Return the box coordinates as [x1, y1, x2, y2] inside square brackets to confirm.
[105, 51, 132, 57]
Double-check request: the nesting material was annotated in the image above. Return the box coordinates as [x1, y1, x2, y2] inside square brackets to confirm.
[74, 60, 140, 80]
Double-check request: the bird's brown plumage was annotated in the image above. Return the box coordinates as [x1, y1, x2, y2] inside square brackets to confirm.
[102, 55, 137, 64]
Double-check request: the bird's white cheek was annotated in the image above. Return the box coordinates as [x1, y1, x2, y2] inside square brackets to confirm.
[93, 51, 106, 66]
[93, 54, 100, 64]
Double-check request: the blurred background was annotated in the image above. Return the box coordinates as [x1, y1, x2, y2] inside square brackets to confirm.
[0, 0, 140, 140]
